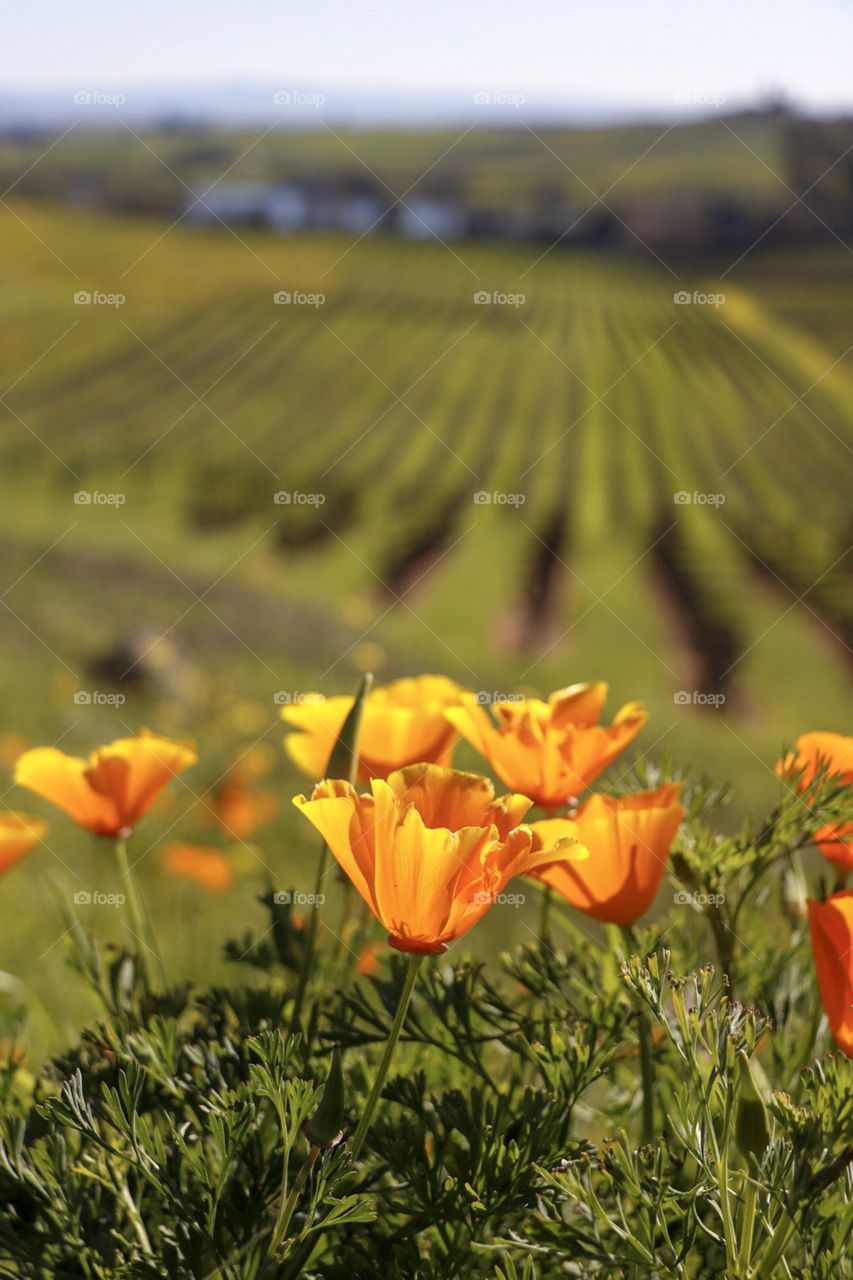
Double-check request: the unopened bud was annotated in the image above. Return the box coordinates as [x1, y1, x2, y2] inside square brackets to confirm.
[304, 1046, 345, 1147]
[735, 1050, 770, 1162]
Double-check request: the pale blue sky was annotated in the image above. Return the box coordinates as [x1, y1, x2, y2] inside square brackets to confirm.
[3, 0, 852, 112]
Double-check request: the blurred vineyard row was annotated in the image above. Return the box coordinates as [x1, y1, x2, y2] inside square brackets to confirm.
[3, 200, 852, 695]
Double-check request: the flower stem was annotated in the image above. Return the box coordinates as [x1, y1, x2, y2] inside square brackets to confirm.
[538, 885, 553, 942]
[747, 1211, 797, 1280]
[115, 837, 151, 992]
[622, 926, 655, 1142]
[737, 1174, 758, 1275]
[288, 837, 327, 1035]
[636, 1008, 655, 1143]
[269, 1143, 319, 1255]
[350, 953, 422, 1160]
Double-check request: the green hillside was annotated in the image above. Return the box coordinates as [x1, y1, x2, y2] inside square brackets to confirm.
[0, 197, 851, 1044]
[0, 112, 794, 213]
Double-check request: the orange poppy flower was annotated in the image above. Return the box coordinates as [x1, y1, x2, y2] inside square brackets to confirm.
[227, 743, 276, 787]
[282, 675, 465, 782]
[14, 730, 197, 838]
[293, 762, 586, 954]
[209, 783, 278, 841]
[445, 682, 648, 811]
[0, 733, 28, 769]
[807, 892, 853, 1056]
[0, 812, 48, 879]
[529, 783, 684, 926]
[161, 841, 234, 893]
[356, 940, 384, 977]
[778, 732, 853, 871]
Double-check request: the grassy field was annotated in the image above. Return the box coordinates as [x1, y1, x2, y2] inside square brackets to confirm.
[1, 195, 851, 1050]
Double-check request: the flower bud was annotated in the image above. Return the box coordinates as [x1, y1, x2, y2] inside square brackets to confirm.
[735, 1050, 770, 1162]
[304, 1046, 345, 1148]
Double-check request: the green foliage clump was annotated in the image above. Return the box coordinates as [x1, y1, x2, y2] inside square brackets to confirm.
[0, 766, 852, 1278]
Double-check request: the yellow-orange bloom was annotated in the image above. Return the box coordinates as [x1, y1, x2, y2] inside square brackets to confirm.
[529, 783, 684, 926]
[445, 682, 648, 811]
[293, 762, 586, 954]
[283, 675, 465, 782]
[208, 783, 278, 841]
[778, 732, 853, 871]
[356, 940, 384, 977]
[0, 813, 48, 879]
[161, 841, 234, 894]
[807, 892, 853, 1056]
[15, 730, 197, 838]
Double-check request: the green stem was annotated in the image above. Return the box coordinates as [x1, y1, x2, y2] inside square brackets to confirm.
[269, 1144, 319, 1256]
[636, 1005, 655, 1144]
[536, 806, 561, 943]
[622, 926, 655, 1142]
[350, 953, 422, 1160]
[288, 838, 328, 1035]
[747, 1211, 797, 1280]
[115, 837, 151, 992]
[538, 885, 553, 942]
[737, 1175, 758, 1276]
[120, 1180, 153, 1255]
[718, 1148, 739, 1277]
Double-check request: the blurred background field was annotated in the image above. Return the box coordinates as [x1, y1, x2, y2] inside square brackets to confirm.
[1, 95, 853, 1052]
